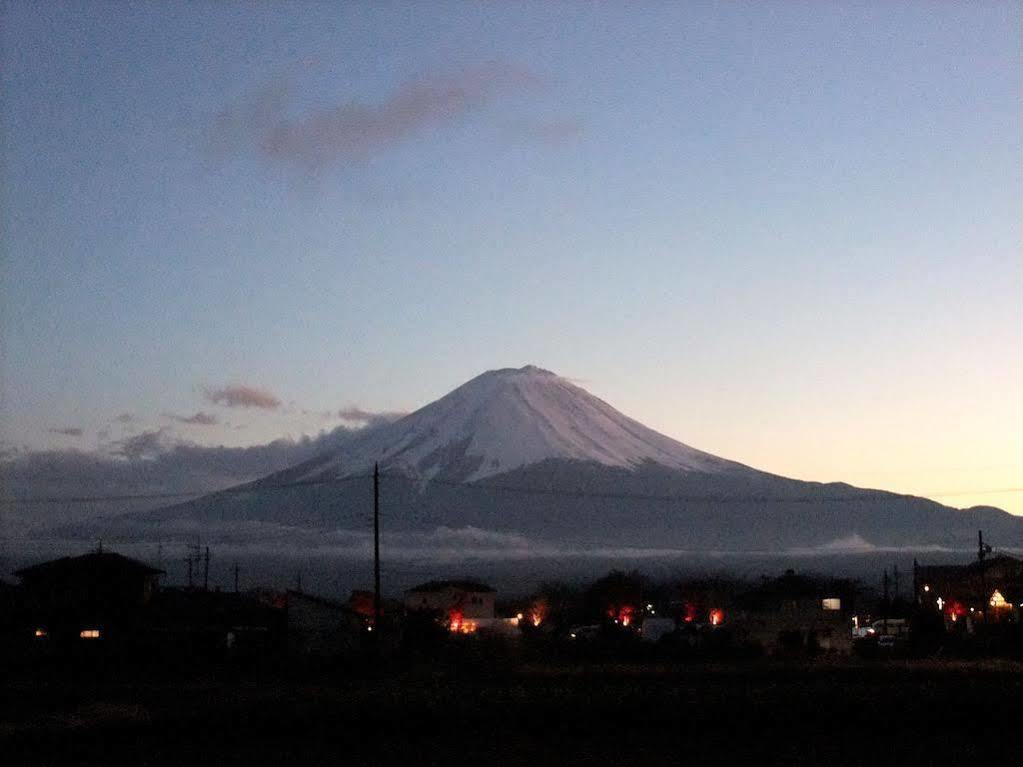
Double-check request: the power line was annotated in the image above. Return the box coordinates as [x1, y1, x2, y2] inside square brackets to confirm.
[926, 487, 1023, 498]
[0, 472, 375, 506]
[2, 467, 1020, 508]
[395, 473, 974, 506]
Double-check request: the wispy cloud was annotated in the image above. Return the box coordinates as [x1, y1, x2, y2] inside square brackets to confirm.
[337, 406, 407, 425]
[47, 427, 83, 437]
[166, 411, 219, 426]
[212, 63, 544, 170]
[204, 384, 281, 410]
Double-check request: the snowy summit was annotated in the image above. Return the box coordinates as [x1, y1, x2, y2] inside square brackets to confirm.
[304, 365, 740, 484]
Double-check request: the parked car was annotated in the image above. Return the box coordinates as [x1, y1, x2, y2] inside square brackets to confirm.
[871, 618, 909, 637]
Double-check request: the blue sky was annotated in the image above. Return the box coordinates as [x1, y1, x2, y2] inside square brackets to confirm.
[1, 2, 1020, 512]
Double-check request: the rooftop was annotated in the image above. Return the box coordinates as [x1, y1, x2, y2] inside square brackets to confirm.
[14, 551, 165, 580]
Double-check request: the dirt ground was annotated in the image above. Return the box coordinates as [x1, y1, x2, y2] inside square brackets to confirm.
[4, 659, 1022, 766]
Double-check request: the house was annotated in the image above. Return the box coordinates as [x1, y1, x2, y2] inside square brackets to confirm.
[287, 590, 368, 657]
[14, 550, 164, 645]
[734, 570, 857, 655]
[405, 580, 496, 633]
[916, 554, 1023, 626]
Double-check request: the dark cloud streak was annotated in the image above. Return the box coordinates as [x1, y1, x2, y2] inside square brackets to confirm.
[204, 384, 282, 410]
[213, 63, 546, 170]
[166, 411, 219, 426]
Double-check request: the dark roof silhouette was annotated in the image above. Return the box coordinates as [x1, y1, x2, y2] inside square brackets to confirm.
[14, 551, 164, 580]
[407, 579, 495, 594]
[919, 554, 1022, 578]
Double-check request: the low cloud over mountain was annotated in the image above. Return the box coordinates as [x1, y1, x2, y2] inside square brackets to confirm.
[0, 420, 395, 528]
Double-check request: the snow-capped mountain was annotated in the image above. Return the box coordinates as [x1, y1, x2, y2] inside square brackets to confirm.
[134, 364, 1023, 557]
[298, 365, 747, 484]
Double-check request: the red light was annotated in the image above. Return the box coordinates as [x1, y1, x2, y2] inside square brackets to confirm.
[448, 610, 463, 633]
[606, 605, 636, 627]
[709, 609, 724, 626]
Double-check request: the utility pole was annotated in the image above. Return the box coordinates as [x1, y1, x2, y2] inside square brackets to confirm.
[186, 553, 193, 589]
[979, 530, 991, 618]
[373, 462, 381, 633]
[233, 562, 240, 594]
[203, 546, 210, 592]
[893, 564, 900, 601]
[882, 568, 890, 635]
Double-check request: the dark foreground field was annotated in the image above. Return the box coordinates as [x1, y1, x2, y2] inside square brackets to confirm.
[3, 660, 1021, 766]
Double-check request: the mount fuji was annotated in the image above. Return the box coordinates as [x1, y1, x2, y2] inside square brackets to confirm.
[293, 365, 746, 484]
[139, 366, 1021, 554]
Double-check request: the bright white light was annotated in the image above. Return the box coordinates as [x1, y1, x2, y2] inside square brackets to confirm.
[923, 585, 930, 592]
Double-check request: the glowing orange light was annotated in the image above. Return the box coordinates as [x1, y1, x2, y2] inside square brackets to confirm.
[80, 629, 101, 639]
[529, 598, 550, 628]
[709, 609, 724, 626]
[448, 611, 463, 633]
[34, 628, 47, 638]
[945, 600, 966, 619]
[990, 590, 1010, 609]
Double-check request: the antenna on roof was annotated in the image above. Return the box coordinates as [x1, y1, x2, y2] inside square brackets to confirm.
[97, 539, 103, 554]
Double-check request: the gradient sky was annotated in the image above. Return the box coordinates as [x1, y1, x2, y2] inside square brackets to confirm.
[2, 2, 1021, 513]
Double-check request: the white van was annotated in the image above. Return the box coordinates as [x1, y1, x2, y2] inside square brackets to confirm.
[870, 618, 909, 637]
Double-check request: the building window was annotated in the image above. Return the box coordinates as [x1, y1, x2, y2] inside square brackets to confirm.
[822, 598, 841, 611]
[79, 629, 101, 639]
